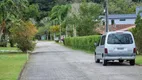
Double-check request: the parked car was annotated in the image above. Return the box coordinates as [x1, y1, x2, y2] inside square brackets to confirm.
[54, 37, 59, 43]
[94, 31, 136, 66]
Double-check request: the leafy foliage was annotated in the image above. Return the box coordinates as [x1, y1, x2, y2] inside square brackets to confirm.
[50, 25, 60, 33]
[24, 4, 39, 20]
[49, 4, 71, 38]
[67, 2, 102, 36]
[0, 0, 16, 41]
[37, 27, 48, 35]
[50, 4, 71, 24]
[10, 20, 37, 52]
[0, 0, 39, 51]
[131, 14, 142, 54]
[90, 0, 142, 14]
[28, 0, 56, 21]
[132, 0, 142, 2]
[108, 0, 137, 14]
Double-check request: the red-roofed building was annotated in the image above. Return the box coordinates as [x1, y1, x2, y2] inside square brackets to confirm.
[96, 24, 135, 34]
[97, 6, 142, 34]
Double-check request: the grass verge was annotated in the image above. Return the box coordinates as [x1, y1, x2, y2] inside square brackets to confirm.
[0, 47, 18, 51]
[136, 55, 142, 65]
[0, 52, 27, 80]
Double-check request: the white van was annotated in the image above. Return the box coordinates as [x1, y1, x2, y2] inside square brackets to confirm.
[95, 31, 136, 66]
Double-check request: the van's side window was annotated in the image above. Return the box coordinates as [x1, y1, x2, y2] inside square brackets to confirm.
[100, 35, 106, 45]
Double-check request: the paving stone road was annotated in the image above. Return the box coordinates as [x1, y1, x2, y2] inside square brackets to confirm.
[20, 41, 142, 80]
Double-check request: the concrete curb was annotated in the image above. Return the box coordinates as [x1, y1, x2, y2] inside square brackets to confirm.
[17, 52, 31, 80]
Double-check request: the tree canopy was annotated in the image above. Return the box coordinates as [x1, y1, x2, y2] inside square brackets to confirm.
[0, 0, 39, 52]
[1, 0, 142, 50]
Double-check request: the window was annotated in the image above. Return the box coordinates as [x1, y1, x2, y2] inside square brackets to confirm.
[107, 33, 133, 44]
[120, 19, 126, 21]
[111, 19, 114, 25]
[100, 35, 106, 45]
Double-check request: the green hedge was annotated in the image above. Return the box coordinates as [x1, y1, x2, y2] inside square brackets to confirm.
[64, 35, 100, 52]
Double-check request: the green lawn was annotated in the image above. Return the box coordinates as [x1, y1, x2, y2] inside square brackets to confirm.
[0, 53, 27, 80]
[136, 55, 142, 65]
[0, 47, 18, 51]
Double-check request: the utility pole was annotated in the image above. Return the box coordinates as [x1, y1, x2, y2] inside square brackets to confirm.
[105, 0, 109, 32]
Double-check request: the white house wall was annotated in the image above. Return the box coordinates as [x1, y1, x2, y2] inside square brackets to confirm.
[108, 19, 135, 25]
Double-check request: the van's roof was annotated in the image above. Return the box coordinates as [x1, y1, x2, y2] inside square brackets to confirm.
[103, 31, 132, 35]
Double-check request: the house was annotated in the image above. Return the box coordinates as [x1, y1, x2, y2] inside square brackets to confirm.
[98, 6, 142, 34]
[100, 14, 137, 25]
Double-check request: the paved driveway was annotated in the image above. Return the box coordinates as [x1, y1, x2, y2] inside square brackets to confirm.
[20, 41, 142, 80]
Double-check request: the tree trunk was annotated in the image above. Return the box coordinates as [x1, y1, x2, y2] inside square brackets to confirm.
[9, 39, 14, 47]
[54, 33, 56, 40]
[66, 26, 68, 37]
[73, 25, 77, 37]
[0, 31, 3, 41]
[0, 21, 6, 41]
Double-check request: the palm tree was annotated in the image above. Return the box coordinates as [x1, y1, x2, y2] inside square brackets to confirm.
[50, 5, 71, 39]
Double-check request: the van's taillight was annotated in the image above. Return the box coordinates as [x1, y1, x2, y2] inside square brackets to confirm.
[133, 48, 136, 53]
[104, 48, 108, 54]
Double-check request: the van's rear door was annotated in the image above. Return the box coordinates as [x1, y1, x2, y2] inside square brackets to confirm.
[106, 32, 135, 56]
[107, 44, 135, 56]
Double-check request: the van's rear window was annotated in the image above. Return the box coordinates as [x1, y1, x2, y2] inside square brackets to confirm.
[107, 33, 133, 44]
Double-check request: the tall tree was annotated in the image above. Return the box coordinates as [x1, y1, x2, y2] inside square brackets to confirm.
[28, 0, 56, 21]
[108, 0, 137, 14]
[50, 4, 71, 38]
[132, 0, 142, 2]
[0, 0, 39, 49]
[76, 2, 102, 36]
[0, 0, 16, 41]
[132, 13, 142, 54]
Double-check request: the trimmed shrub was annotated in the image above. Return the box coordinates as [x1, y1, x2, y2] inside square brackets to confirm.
[64, 35, 100, 52]
[17, 40, 36, 52]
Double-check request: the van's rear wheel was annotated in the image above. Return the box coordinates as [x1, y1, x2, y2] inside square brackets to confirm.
[95, 59, 100, 63]
[95, 58, 100, 63]
[103, 59, 107, 66]
[95, 53, 100, 63]
[130, 60, 135, 66]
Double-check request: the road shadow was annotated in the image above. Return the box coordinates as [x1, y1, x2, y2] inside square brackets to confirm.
[107, 62, 130, 66]
[98, 60, 133, 66]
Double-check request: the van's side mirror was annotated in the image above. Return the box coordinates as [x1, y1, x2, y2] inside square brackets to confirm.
[94, 43, 98, 47]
